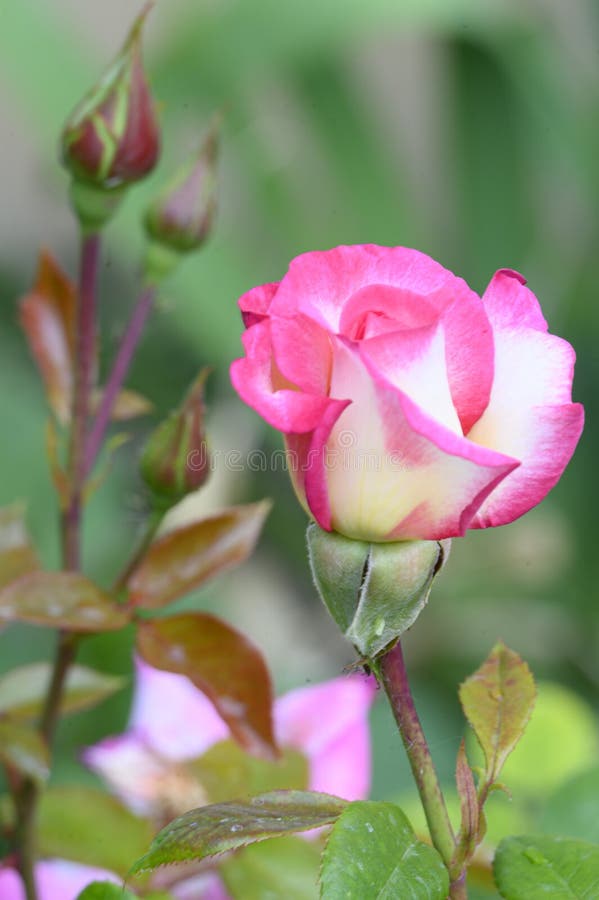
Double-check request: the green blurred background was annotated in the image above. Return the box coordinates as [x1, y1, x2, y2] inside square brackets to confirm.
[1, 0, 598, 887]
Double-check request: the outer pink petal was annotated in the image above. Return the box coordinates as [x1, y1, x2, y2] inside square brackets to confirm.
[129, 658, 228, 760]
[269, 245, 468, 331]
[468, 270, 584, 527]
[230, 320, 334, 433]
[481, 268, 547, 331]
[0, 862, 120, 900]
[270, 314, 332, 395]
[238, 282, 279, 328]
[275, 675, 376, 801]
[306, 338, 518, 541]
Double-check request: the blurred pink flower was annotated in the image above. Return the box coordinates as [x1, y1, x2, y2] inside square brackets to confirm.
[0, 860, 119, 900]
[84, 659, 376, 818]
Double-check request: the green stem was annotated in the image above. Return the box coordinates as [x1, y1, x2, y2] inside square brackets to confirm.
[15, 232, 101, 900]
[377, 640, 466, 898]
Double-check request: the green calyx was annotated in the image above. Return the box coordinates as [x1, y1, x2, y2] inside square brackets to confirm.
[307, 524, 449, 660]
[69, 180, 126, 234]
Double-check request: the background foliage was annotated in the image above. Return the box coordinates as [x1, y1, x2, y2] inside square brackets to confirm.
[1, 1, 597, 893]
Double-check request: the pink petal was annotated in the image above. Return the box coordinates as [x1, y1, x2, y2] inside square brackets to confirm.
[82, 732, 170, 816]
[129, 658, 228, 760]
[305, 338, 517, 541]
[172, 872, 232, 900]
[275, 675, 376, 800]
[270, 315, 332, 395]
[268, 245, 493, 432]
[230, 320, 334, 433]
[239, 282, 279, 328]
[468, 271, 583, 526]
[0, 862, 120, 900]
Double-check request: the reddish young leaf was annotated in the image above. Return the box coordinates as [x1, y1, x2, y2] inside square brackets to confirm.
[136, 613, 277, 759]
[0, 504, 41, 591]
[127, 501, 271, 609]
[0, 571, 130, 631]
[19, 250, 77, 423]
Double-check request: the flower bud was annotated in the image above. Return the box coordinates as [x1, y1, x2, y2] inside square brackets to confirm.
[307, 524, 450, 659]
[140, 369, 211, 506]
[60, 4, 160, 226]
[142, 121, 219, 282]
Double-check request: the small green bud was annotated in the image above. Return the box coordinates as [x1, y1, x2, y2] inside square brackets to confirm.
[307, 524, 450, 659]
[143, 120, 219, 262]
[60, 4, 160, 228]
[141, 369, 211, 507]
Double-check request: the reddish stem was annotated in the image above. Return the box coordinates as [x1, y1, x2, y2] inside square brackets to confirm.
[83, 286, 156, 477]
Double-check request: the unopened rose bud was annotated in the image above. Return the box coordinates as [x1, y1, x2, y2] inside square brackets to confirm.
[140, 369, 211, 506]
[60, 4, 160, 229]
[308, 525, 450, 659]
[142, 121, 219, 283]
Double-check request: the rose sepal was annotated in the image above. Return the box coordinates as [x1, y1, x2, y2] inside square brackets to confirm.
[307, 524, 449, 659]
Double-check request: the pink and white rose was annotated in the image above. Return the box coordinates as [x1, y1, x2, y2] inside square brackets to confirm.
[84, 659, 375, 817]
[230, 245, 583, 542]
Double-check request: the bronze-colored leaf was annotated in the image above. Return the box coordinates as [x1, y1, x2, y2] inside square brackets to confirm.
[128, 501, 271, 609]
[137, 613, 277, 758]
[459, 641, 536, 785]
[19, 250, 76, 423]
[0, 504, 41, 591]
[0, 571, 130, 632]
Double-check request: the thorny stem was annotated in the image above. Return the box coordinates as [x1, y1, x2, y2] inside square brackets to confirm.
[377, 640, 467, 899]
[83, 285, 156, 478]
[15, 233, 101, 900]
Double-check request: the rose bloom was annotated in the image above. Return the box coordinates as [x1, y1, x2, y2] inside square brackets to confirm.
[230, 245, 584, 542]
[0, 861, 119, 900]
[85, 660, 375, 817]
[84, 660, 375, 898]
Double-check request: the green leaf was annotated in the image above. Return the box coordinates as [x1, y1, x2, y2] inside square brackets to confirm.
[130, 790, 346, 876]
[136, 613, 277, 759]
[308, 526, 445, 658]
[38, 787, 153, 877]
[75, 884, 137, 900]
[190, 739, 309, 803]
[0, 663, 125, 721]
[320, 801, 449, 899]
[459, 642, 535, 783]
[221, 835, 321, 900]
[0, 503, 41, 591]
[540, 768, 599, 844]
[494, 835, 599, 899]
[127, 501, 271, 609]
[499, 683, 599, 797]
[0, 719, 49, 783]
[0, 571, 130, 631]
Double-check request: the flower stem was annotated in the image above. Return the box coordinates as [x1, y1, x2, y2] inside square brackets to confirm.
[83, 285, 156, 478]
[15, 233, 101, 900]
[377, 640, 466, 897]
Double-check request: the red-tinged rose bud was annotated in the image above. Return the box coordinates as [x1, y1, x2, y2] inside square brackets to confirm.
[60, 4, 160, 229]
[140, 369, 211, 507]
[142, 121, 219, 283]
